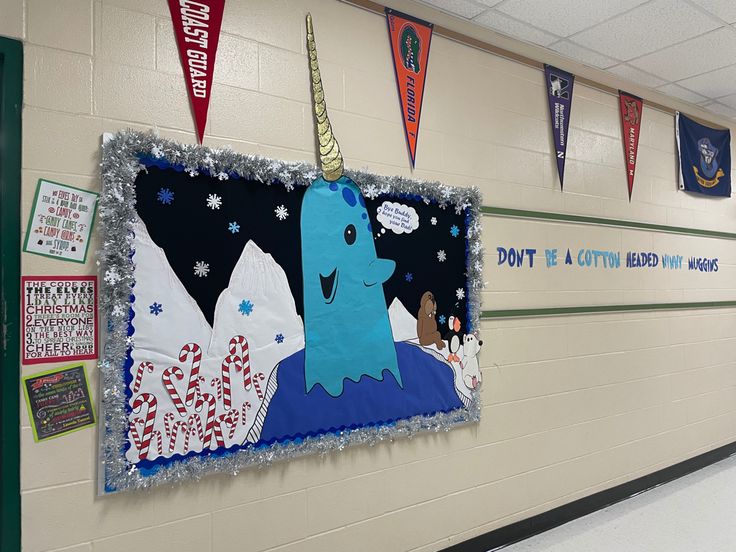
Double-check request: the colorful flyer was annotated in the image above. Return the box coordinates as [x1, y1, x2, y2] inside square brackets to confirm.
[385, 7, 433, 168]
[619, 91, 643, 201]
[544, 64, 575, 189]
[23, 363, 95, 442]
[23, 179, 98, 263]
[167, 0, 226, 143]
[21, 276, 98, 365]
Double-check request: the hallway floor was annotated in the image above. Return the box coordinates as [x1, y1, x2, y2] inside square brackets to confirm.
[501, 454, 736, 552]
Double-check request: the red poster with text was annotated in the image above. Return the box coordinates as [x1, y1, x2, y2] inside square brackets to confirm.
[167, 0, 226, 143]
[619, 91, 643, 200]
[385, 8, 433, 168]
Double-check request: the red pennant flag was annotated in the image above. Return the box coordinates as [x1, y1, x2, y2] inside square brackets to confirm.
[167, 0, 226, 144]
[385, 8, 433, 168]
[619, 91, 643, 201]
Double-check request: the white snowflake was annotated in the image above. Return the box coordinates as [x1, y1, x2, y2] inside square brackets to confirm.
[430, 217, 437, 226]
[150, 145, 164, 158]
[437, 250, 447, 262]
[364, 184, 379, 200]
[216, 172, 229, 181]
[206, 194, 222, 210]
[456, 287, 465, 300]
[104, 267, 121, 285]
[193, 261, 210, 277]
[471, 242, 483, 255]
[111, 305, 125, 317]
[125, 335, 135, 348]
[275, 205, 289, 221]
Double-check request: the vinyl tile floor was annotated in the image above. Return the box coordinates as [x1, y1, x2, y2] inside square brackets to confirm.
[500, 454, 736, 552]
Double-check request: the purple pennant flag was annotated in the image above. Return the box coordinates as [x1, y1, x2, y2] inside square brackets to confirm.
[544, 64, 574, 190]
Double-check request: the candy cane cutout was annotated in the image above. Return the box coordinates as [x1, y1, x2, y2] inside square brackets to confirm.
[169, 420, 188, 453]
[214, 409, 239, 446]
[210, 377, 222, 401]
[132, 361, 154, 393]
[221, 355, 242, 410]
[187, 413, 204, 448]
[197, 376, 207, 398]
[241, 401, 251, 426]
[195, 393, 216, 450]
[131, 393, 157, 460]
[151, 430, 163, 457]
[179, 343, 202, 406]
[129, 418, 144, 451]
[162, 366, 187, 416]
[163, 412, 175, 439]
[253, 372, 265, 400]
[229, 335, 252, 391]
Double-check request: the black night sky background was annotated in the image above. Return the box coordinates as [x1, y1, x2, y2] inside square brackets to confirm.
[135, 165, 469, 333]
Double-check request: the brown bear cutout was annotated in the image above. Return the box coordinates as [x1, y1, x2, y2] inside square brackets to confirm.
[417, 291, 445, 350]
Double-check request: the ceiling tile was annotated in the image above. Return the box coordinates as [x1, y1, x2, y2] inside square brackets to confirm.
[701, 101, 736, 118]
[628, 27, 736, 81]
[474, 0, 504, 6]
[677, 64, 736, 97]
[472, 10, 558, 46]
[495, 0, 647, 37]
[656, 83, 708, 105]
[415, 0, 487, 19]
[570, 0, 719, 60]
[714, 93, 736, 110]
[608, 64, 668, 88]
[549, 39, 618, 69]
[689, 0, 736, 24]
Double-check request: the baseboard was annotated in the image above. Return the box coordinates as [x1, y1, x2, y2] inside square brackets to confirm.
[442, 440, 736, 552]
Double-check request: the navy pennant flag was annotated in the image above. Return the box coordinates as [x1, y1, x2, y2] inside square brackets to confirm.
[544, 64, 574, 189]
[676, 112, 731, 197]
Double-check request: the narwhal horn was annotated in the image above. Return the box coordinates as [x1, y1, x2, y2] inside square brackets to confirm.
[306, 13, 344, 182]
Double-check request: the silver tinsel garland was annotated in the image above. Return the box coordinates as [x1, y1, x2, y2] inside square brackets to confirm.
[99, 129, 484, 493]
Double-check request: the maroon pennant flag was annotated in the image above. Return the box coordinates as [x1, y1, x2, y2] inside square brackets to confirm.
[167, 0, 226, 143]
[618, 91, 643, 201]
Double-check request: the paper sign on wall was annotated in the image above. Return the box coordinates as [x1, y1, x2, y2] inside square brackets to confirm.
[23, 363, 95, 442]
[385, 7, 433, 168]
[619, 91, 643, 201]
[22, 276, 98, 365]
[167, 0, 226, 143]
[544, 64, 575, 189]
[23, 179, 98, 263]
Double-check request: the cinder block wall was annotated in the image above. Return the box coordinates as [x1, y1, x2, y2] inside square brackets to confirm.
[7, 0, 736, 551]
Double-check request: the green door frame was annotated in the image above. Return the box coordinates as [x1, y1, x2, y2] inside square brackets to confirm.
[0, 36, 22, 552]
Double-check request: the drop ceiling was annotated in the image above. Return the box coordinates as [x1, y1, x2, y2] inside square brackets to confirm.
[413, 0, 736, 121]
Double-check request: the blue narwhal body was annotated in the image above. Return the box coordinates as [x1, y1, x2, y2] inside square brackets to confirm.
[301, 176, 401, 396]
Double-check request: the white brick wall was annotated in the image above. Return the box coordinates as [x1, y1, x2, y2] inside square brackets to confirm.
[8, 0, 736, 550]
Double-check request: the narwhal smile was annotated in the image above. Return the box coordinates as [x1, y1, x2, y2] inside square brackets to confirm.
[320, 268, 338, 304]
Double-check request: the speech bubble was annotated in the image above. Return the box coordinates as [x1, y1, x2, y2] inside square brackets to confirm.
[376, 201, 419, 235]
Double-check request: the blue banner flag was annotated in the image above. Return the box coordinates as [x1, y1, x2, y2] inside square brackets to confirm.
[544, 64, 574, 190]
[676, 112, 731, 197]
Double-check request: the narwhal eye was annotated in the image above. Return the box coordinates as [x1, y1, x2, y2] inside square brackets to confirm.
[344, 224, 356, 245]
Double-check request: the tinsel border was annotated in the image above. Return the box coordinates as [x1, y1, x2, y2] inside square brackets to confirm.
[99, 129, 484, 493]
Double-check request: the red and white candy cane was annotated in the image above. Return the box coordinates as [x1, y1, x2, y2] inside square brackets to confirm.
[179, 342, 202, 406]
[151, 430, 163, 457]
[129, 418, 144, 451]
[221, 355, 242, 410]
[210, 377, 222, 401]
[213, 409, 239, 447]
[163, 412, 175, 439]
[229, 335, 252, 391]
[253, 372, 265, 400]
[187, 413, 204, 445]
[162, 366, 187, 416]
[195, 392, 216, 450]
[241, 401, 251, 426]
[131, 393, 157, 460]
[197, 376, 206, 398]
[169, 420, 189, 453]
[132, 361, 154, 393]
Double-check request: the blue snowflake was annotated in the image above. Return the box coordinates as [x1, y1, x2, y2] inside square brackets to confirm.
[228, 222, 240, 234]
[450, 225, 460, 238]
[149, 302, 163, 316]
[405, 272, 413, 282]
[157, 188, 174, 205]
[238, 300, 254, 316]
[275, 333, 284, 344]
[438, 314, 446, 325]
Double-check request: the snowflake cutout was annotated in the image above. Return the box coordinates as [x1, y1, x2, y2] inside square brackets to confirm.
[430, 217, 437, 226]
[471, 241, 483, 255]
[456, 288, 465, 300]
[275, 333, 284, 344]
[104, 267, 121, 285]
[157, 188, 174, 205]
[238, 299, 254, 316]
[149, 302, 163, 316]
[228, 222, 240, 234]
[405, 272, 413, 282]
[438, 314, 446, 325]
[193, 261, 210, 277]
[437, 250, 447, 262]
[275, 205, 289, 221]
[125, 335, 135, 348]
[217, 172, 229, 181]
[206, 194, 222, 210]
[450, 225, 460, 238]
[111, 305, 125, 317]
[150, 145, 164, 158]
[364, 184, 379, 200]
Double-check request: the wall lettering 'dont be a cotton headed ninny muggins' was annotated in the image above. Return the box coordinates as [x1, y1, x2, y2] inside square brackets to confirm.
[98, 14, 483, 492]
